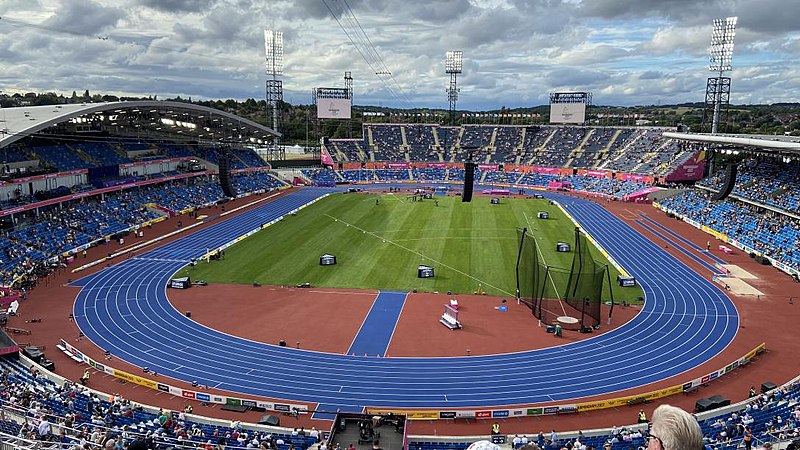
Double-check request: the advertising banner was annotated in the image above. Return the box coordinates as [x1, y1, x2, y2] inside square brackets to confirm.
[665, 150, 707, 182]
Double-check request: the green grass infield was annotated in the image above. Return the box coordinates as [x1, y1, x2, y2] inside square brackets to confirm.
[180, 193, 644, 302]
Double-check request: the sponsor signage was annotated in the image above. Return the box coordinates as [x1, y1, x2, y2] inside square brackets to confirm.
[492, 410, 509, 418]
[475, 411, 492, 418]
[439, 412, 457, 419]
[407, 411, 440, 420]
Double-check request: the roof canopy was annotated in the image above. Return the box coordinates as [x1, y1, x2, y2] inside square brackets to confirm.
[0, 101, 279, 149]
[663, 131, 800, 154]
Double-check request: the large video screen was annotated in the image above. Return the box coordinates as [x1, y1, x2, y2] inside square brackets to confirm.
[549, 103, 586, 124]
[317, 98, 352, 119]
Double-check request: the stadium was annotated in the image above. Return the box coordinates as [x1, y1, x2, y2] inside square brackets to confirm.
[1, 4, 800, 450]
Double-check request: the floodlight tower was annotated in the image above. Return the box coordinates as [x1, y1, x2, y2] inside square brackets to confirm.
[445, 51, 463, 126]
[344, 71, 353, 137]
[704, 17, 737, 134]
[264, 29, 284, 158]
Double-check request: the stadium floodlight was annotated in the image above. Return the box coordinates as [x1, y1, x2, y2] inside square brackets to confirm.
[704, 16, 737, 134]
[264, 29, 284, 76]
[445, 51, 463, 125]
[709, 16, 736, 73]
[445, 50, 463, 74]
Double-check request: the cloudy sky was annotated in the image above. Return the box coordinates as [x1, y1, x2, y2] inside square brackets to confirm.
[1, 0, 799, 109]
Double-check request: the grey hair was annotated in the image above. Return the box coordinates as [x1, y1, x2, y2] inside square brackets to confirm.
[651, 404, 704, 450]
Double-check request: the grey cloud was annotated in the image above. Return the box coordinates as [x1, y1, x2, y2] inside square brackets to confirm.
[545, 67, 611, 90]
[578, 0, 722, 23]
[733, 0, 800, 33]
[0, 0, 41, 15]
[42, 0, 124, 35]
[639, 70, 665, 80]
[1, 0, 797, 108]
[136, 0, 219, 13]
[450, 8, 527, 48]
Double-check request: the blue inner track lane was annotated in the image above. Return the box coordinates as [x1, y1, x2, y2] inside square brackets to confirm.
[73, 186, 738, 409]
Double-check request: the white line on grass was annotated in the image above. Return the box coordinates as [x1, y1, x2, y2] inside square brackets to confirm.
[324, 213, 514, 296]
[375, 227, 519, 235]
[393, 236, 518, 243]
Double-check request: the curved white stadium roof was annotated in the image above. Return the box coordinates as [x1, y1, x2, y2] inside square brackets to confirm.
[663, 131, 800, 153]
[0, 101, 279, 149]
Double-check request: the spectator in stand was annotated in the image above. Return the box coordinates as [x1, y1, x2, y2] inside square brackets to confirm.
[647, 404, 703, 450]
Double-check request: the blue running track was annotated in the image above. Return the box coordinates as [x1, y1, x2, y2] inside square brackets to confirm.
[635, 220, 720, 274]
[347, 291, 407, 357]
[638, 214, 728, 265]
[73, 187, 738, 410]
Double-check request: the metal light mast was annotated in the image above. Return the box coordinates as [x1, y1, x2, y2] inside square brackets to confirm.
[344, 71, 353, 138]
[264, 29, 284, 158]
[705, 17, 737, 134]
[445, 51, 463, 126]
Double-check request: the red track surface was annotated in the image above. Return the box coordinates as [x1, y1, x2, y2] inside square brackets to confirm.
[11, 189, 800, 436]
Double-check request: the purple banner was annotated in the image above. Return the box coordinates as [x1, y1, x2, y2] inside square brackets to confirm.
[665, 151, 707, 182]
[584, 170, 609, 178]
[536, 167, 560, 175]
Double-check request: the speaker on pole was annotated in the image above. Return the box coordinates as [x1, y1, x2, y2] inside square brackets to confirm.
[711, 162, 737, 201]
[218, 150, 236, 198]
[462, 162, 475, 203]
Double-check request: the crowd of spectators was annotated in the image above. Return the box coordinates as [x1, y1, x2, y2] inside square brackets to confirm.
[328, 140, 364, 162]
[698, 157, 800, 215]
[530, 127, 588, 167]
[518, 127, 552, 163]
[570, 128, 617, 168]
[405, 126, 439, 162]
[0, 357, 321, 450]
[490, 127, 523, 163]
[302, 169, 338, 186]
[327, 125, 684, 177]
[0, 171, 286, 286]
[436, 127, 459, 160]
[302, 169, 651, 202]
[411, 168, 447, 182]
[602, 130, 689, 176]
[2, 350, 798, 450]
[17, 143, 267, 174]
[660, 190, 800, 272]
[367, 125, 405, 161]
